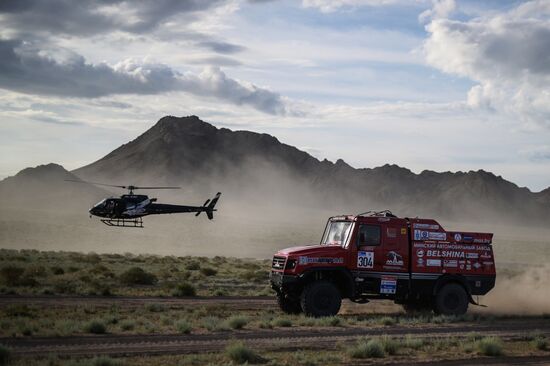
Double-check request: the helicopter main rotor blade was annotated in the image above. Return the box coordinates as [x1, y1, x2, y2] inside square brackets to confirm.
[64, 179, 128, 189]
[132, 186, 181, 190]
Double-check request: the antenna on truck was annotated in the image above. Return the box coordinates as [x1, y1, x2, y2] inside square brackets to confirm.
[357, 210, 397, 217]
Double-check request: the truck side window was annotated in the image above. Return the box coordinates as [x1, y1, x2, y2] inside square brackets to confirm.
[357, 224, 381, 246]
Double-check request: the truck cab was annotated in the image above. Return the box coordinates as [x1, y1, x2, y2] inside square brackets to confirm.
[270, 211, 496, 317]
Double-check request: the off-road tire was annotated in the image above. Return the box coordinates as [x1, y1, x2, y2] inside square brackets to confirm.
[300, 281, 341, 317]
[276, 293, 302, 314]
[434, 283, 469, 316]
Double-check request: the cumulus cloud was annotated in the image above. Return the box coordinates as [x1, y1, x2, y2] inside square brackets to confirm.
[0, 39, 290, 115]
[301, 0, 400, 13]
[0, 0, 226, 37]
[423, 0, 550, 127]
[418, 0, 455, 23]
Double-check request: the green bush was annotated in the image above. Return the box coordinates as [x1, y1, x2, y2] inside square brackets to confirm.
[378, 316, 397, 326]
[145, 303, 166, 313]
[200, 267, 217, 276]
[318, 316, 342, 327]
[119, 320, 135, 331]
[185, 261, 200, 270]
[0, 266, 24, 286]
[172, 282, 196, 297]
[90, 356, 121, 366]
[85, 320, 107, 334]
[532, 336, 547, 351]
[380, 335, 400, 355]
[51, 266, 65, 275]
[0, 344, 11, 366]
[273, 317, 292, 327]
[404, 335, 424, 350]
[348, 339, 385, 359]
[176, 319, 192, 334]
[119, 267, 157, 285]
[227, 316, 248, 330]
[476, 337, 503, 356]
[225, 341, 266, 364]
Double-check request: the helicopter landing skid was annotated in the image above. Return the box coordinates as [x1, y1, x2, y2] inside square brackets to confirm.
[100, 217, 143, 228]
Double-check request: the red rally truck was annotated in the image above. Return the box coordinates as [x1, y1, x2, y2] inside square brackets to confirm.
[270, 211, 496, 317]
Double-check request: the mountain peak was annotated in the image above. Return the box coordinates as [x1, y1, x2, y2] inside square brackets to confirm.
[152, 115, 217, 137]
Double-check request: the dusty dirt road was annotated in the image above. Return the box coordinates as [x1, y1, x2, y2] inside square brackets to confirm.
[2, 295, 549, 365]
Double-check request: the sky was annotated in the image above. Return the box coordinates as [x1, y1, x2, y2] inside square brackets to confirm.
[0, 0, 549, 191]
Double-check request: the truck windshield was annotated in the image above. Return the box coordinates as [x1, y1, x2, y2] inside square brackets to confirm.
[321, 221, 352, 247]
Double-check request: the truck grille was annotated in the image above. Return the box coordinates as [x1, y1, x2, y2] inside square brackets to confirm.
[272, 256, 286, 270]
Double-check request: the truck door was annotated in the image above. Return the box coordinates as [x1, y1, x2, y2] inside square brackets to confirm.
[351, 218, 409, 296]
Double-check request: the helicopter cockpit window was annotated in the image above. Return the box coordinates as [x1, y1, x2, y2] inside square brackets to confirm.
[94, 199, 107, 208]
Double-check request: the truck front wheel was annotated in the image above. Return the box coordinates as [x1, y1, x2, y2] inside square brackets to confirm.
[301, 281, 341, 317]
[277, 292, 302, 314]
[434, 283, 469, 316]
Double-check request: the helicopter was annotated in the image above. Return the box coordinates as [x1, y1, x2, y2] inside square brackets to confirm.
[66, 180, 221, 228]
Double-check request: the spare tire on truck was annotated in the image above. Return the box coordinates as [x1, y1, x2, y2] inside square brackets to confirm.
[434, 283, 469, 316]
[300, 281, 341, 317]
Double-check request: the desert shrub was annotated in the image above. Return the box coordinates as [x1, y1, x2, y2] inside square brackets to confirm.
[0, 345, 11, 366]
[52, 279, 77, 294]
[0, 266, 24, 286]
[145, 303, 166, 313]
[17, 275, 39, 287]
[225, 341, 266, 364]
[90, 356, 121, 366]
[51, 266, 65, 275]
[532, 336, 548, 351]
[273, 317, 292, 327]
[318, 316, 342, 327]
[5, 304, 34, 317]
[476, 337, 503, 356]
[404, 335, 425, 350]
[176, 319, 192, 334]
[200, 267, 217, 276]
[119, 267, 157, 285]
[185, 261, 200, 271]
[380, 335, 400, 355]
[226, 316, 248, 330]
[348, 339, 385, 359]
[239, 269, 269, 283]
[85, 320, 107, 334]
[119, 320, 135, 331]
[172, 282, 196, 297]
[202, 316, 227, 332]
[378, 316, 397, 326]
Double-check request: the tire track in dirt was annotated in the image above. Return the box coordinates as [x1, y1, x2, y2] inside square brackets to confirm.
[3, 319, 550, 358]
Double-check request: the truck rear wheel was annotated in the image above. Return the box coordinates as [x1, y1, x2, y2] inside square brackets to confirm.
[276, 293, 302, 314]
[300, 281, 341, 317]
[434, 283, 469, 316]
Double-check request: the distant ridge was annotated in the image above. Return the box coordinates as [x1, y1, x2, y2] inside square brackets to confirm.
[7, 116, 549, 223]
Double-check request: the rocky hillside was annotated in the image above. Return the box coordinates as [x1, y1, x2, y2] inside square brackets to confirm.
[71, 116, 549, 223]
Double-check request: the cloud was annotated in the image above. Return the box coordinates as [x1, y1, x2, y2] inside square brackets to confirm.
[423, 0, 550, 127]
[197, 40, 246, 54]
[418, 0, 455, 23]
[301, 0, 400, 13]
[0, 39, 290, 115]
[0, 0, 226, 37]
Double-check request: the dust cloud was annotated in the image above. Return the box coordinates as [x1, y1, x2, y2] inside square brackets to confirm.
[478, 265, 550, 315]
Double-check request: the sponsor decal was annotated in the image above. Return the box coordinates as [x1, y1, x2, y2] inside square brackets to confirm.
[466, 253, 479, 259]
[473, 238, 492, 244]
[444, 259, 458, 268]
[414, 223, 440, 230]
[401, 228, 407, 235]
[380, 276, 397, 294]
[481, 252, 492, 259]
[466, 264, 472, 270]
[298, 256, 344, 265]
[463, 235, 474, 242]
[357, 251, 374, 269]
[416, 249, 424, 258]
[378, 217, 390, 222]
[454, 233, 462, 242]
[482, 261, 494, 266]
[386, 251, 404, 266]
[427, 259, 441, 267]
[473, 262, 481, 269]
[460, 264, 465, 269]
[414, 230, 447, 241]
[387, 227, 397, 238]
[417, 258, 424, 266]
[426, 250, 465, 258]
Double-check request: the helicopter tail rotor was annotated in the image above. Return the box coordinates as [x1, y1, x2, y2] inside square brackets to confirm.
[195, 192, 221, 219]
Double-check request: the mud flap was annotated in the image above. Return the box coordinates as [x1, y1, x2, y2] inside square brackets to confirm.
[468, 294, 487, 307]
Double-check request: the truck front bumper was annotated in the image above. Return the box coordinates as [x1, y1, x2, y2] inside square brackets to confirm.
[270, 271, 299, 292]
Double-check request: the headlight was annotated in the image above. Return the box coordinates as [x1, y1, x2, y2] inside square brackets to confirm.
[285, 259, 297, 270]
